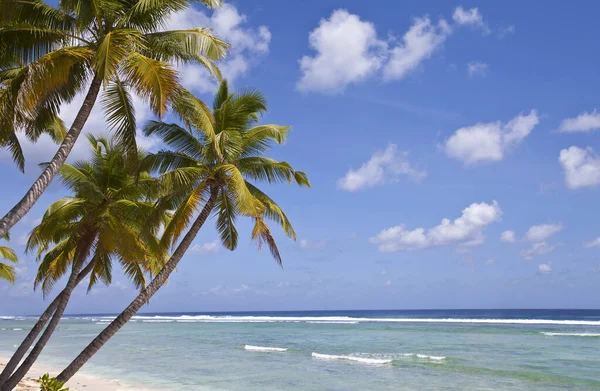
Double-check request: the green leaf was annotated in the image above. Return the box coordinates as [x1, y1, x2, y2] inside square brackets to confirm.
[123, 52, 178, 117]
[101, 78, 138, 161]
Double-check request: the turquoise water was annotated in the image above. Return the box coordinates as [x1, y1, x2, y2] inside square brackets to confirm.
[2, 310, 600, 390]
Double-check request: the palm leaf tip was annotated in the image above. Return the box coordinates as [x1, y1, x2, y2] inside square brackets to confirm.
[251, 218, 282, 266]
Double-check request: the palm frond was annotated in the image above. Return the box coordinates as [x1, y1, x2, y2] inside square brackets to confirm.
[245, 181, 295, 239]
[94, 29, 143, 82]
[0, 263, 16, 283]
[251, 217, 282, 266]
[101, 78, 137, 161]
[214, 189, 238, 250]
[143, 121, 207, 158]
[0, 245, 18, 263]
[123, 52, 178, 117]
[169, 86, 216, 139]
[143, 28, 229, 61]
[160, 183, 207, 248]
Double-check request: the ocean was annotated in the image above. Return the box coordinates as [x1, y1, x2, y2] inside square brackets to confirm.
[1, 309, 600, 390]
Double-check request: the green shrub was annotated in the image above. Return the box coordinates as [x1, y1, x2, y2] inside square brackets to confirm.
[37, 374, 69, 391]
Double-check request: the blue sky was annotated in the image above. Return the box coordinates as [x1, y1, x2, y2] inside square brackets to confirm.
[1, 0, 600, 314]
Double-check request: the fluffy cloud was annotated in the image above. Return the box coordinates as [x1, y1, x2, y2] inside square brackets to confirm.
[486, 258, 497, 265]
[559, 146, 600, 189]
[525, 224, 563, 242]
[444, 110, 539, 164]
[298, 7, 482, 93]
[168, 3, 271, 93]
[382, 17, 451, 81]
[370, 201, 502, 252]
[584, 237, 600, 248]
[189, 240, 220, 254]
[297, 10, 386, 93]
[337, 144, 426, 191]
[559, 110, 600, 133]
[538, 263, 552, 274]
[500, 230, 516, 243]
[520, 242, 556, 260]
[467, 61, 488, 77]
[452, 6, 485, 28]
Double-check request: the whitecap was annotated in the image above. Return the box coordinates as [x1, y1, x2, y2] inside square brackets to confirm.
[311, 352, 392, 365]
[244, 345, 287, 352]
[416, 354, 446, 360]
[127, 315, 600, 326]
[541, 332, 600, 337]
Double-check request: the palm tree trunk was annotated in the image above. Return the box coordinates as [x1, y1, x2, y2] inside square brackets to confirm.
[0, 259, 97, 386]
[1, 241, 94, 391]
[55, 192, 218, 383]
[0, 76, 103, 239]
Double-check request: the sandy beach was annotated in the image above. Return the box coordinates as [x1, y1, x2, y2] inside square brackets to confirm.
[0, 357, 148, 391]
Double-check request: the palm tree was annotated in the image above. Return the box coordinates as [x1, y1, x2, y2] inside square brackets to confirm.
[0, 135, 171, 390]
[0, 0, 229, 239]
[54, 81, 310, 382]
[0, 234, 17, 283]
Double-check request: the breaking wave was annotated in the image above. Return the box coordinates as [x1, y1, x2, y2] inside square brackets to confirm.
[119, 315, 600, 326]
[244, 345, 288, 352]
[541, 332, 600, 337]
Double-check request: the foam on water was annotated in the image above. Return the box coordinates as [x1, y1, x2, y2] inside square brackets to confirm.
[312, 352, 392, 365]
[541, 332, 600, 337]
[125, 315, 600, 326]
[244, 345, 288, 352]
[415, 354, 446, 360]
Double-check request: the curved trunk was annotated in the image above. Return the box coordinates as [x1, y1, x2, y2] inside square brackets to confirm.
[0, 259, 97, 386]
[1, 241, 94, 391]
[56, 192, 218, 383]
[0, 76, 102, 239]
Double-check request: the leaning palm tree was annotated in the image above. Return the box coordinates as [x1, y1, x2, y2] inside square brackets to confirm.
[54, 81, 310, 382]
[0, 0, 229, 239]
[0, 234, 17, 283]
[0, 135, 171, 390]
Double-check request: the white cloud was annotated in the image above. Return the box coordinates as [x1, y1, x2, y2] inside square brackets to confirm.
[559, 110, 600, 133]
[500, 230, 516, 243]
[444, 110, 539, 164]
[520, 242, 556, 260]
[337, 144, 426, 191]
[168, 3, 270, 93]
[525, 224, 563, 242]
[297, 10, 386, 93]
[382, 17, 451, 81]
[559, 146, 600, 189]
[189, 240, 220, 254]
[486, 258, 497, 265]
[467, 61, 488, 77]
[370, 201, 502, 252]
[584, 237, 600, 248]
[538, 263, 552, 273]
[384, 280, 392, 286]
[452, 6, 485, 28]
[297, 7, 487, 93]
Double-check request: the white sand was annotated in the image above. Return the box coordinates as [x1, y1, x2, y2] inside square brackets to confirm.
[0, 357, 152, 391]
